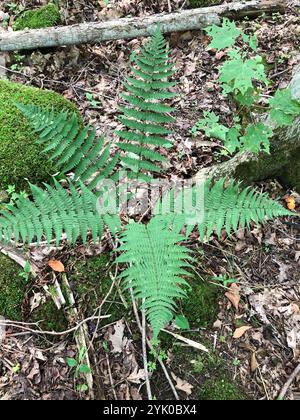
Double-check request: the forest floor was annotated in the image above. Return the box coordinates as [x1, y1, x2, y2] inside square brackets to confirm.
[0, 0, 300, 400]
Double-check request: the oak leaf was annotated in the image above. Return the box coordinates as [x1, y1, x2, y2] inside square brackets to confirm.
[48, 260, 65, 273]
[233, 325, 252, 339]
[225, 283, 240, 310]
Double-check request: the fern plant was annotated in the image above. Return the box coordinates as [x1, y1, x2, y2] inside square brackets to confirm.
[116, 217, 193, 338]
[16, 103, 120, 190]
[116, 26, 177, 181]
[0, 28, 295, 339]
[155, 178, 292, 240]
[17, 26, 177, 185]
[0, 179, 120, 246]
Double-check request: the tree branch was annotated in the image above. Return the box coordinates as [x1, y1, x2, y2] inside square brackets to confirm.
[0, 1, 285, 52]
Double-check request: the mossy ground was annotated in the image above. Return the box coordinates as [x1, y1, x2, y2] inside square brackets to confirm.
[0, 79, 79, 191]
[182, 278, 219, 328]
[0, 254, 27, 320]
[69, 254, 131, 324]
[191, 351, 248, 400]
[199, 377, 247, 400]
[31, 298, 68, 332]
[154, 276, 248, 400]
[13, 3, 61, 31]
[155, 338, 247, 400]
[30, 253, 129, 332]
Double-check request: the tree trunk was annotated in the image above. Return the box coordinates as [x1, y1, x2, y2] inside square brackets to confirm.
[0, 0, 286, 52]
[193, 64, 300, 191]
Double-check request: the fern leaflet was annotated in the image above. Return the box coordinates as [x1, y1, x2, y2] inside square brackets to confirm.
[117, 27, 176, 180]
[0, 180, 120, 246]
[16, 103, 119, 190]
[155, 179, 292, 240]
[116, 217, 193, 338]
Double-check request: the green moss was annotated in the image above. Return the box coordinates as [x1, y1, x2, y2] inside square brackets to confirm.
[31, 298, 68, 332]
[199, 377, 247, 400]
[0, 254, 26, 320]
[0, 79, 79, 191]
[182, 278, 219, 328]
[189, 0, 223, 8]
[155, 332, 250, 400]
[69, 254, 131, 323]
[159, 278, 219, 350]
[13, 3, 61, 31]
[279, 146, 300, 192]
[30, 254, 128, 333]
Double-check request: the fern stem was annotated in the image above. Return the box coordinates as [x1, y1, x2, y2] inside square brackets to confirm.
[129, 288, 179, 400]
[142, 300, 153, 400]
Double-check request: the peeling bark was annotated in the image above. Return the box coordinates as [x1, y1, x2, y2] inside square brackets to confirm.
[0, 0, 285, 52]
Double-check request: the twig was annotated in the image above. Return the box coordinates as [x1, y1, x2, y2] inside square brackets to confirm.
[106, 353, 118, 400]
[81, 264, 118, 400]
[142, 301, 152, 400]
[257, 364, 270, 401]
[269, 68, 290, 80]
[62, 273, 94, 399]
[0, 315, 110, 336]
[278, 363, 300, 400]
[162, 328, 209, 353]
[129, 288, 179, 400]
[87, 263, 118, 350]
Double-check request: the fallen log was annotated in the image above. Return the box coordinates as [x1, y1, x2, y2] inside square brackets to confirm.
[0, 0, 285, 52]
[193, 64, 300, 191]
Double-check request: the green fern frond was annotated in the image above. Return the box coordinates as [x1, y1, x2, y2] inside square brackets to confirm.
[116, 217, 193, 338]
[155, 179, 292, 240]
[118, 27, 176, 180]
[0, 180, 121, 246]
[15, 103, 119, 190]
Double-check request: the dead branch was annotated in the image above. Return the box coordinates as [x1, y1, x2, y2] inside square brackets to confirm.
[0, 1, 285, 52]
[278, 363, 300, 400]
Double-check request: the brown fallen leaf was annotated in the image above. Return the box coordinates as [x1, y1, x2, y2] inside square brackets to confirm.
[213, 319, 223, 329]
[109, 320, 128, 354]
[48, 260, 65, 273]
[250, 351, 258, 373]
[225, 283, 240, 311]
[171, 372, 193, 396]
[127, 367, 146, 384]
[285, 195, 296, 211]
[233, 325, 252, 339]
[215, 51, 226, 60]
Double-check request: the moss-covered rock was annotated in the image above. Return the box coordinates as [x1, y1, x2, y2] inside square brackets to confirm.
[0, 79, 79, 191]
[13, 3, 61, 31]
[199, 377, 247, 400]
[0, 254, 26, 320]
[189, 0, 223, 8]
[279, 146, 300, 192]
